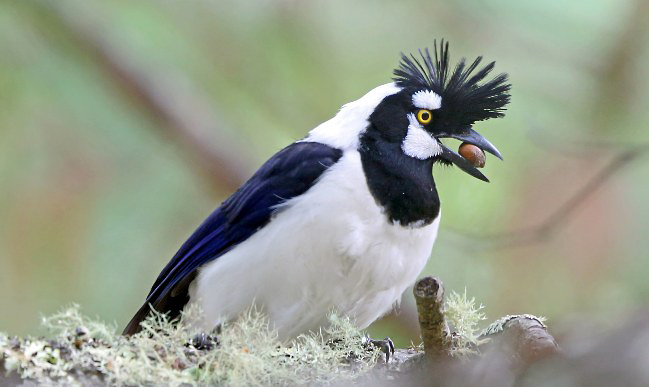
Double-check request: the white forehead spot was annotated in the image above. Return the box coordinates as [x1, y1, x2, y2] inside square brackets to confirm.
[412, 90, 442, 110]
[401, 114, 442, 160]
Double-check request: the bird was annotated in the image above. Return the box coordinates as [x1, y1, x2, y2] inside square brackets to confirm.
[123, 41, 511, 350]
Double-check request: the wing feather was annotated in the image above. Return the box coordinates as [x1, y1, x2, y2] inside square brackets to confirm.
[123, 142, 342, 334]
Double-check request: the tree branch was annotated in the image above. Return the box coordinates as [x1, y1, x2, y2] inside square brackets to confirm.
[448, 144, 647, 251]
[413, 277, 450, 358]
[23, 2, 252, 193]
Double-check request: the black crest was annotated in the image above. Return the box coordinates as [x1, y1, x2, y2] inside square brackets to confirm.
[393, 40, 511, 126]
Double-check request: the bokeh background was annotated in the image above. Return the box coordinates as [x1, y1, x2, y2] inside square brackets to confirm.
[1, 0, 648, 346]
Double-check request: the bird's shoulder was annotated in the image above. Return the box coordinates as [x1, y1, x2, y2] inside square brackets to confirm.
[219, 141, 344, 224]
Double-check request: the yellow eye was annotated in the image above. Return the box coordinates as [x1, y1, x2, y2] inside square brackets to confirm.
[416, 109, 433, 125]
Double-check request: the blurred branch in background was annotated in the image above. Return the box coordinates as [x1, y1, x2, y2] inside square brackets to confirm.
[18, 0, 649, 251]
[446, 0, 649, 253]
[24, 0, 647, 255]
[448, 142, 648, 251]
[22, 1, 251, 194]
[592, 0, 649, 132]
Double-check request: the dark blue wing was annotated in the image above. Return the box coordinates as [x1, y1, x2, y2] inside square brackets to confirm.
[123, 142, 342, 334]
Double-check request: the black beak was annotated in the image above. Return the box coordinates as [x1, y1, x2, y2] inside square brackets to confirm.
[436, 127, 502, 182]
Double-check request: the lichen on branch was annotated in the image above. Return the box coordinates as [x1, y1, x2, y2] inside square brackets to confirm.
[0, 305, 379, 386]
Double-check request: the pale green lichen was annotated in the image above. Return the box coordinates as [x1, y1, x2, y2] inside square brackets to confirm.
[1, 335, 74, 383]
[41, 305, 117, 342]
[0, 304, 379, 386]
[445, 289, 488, 357]
[480, 314, 547, 337]
[1, 291, 525, 384]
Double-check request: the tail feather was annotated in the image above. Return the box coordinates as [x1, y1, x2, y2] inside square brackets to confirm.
[122, 289, 191, 335]
[122, 303, 152, 335]
[123, 272, 195, 335]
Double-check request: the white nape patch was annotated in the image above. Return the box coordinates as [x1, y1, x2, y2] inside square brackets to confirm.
[302, 83, 401, 150]
[402, 114, 442, 160]
[412, 90, 442, 110]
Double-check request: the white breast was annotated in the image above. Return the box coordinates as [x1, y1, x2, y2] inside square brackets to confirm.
[190, 150, 440, 339]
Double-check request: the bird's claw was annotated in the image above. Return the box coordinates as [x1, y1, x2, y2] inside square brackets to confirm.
[187, 332, 218, 350]
[366, 335, 395, 362]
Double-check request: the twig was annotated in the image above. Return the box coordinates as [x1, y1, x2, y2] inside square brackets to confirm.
[413, 277, 450, 358]
[370, 285, 559, 386]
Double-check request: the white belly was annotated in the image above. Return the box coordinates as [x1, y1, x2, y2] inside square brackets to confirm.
[189, 150, 440, 339]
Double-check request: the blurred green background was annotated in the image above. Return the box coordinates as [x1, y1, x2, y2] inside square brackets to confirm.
[1, 0, 648, 346]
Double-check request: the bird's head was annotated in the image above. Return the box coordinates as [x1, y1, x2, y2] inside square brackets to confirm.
[362, 40, 511, 182]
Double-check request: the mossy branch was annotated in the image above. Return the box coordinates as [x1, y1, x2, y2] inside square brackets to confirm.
[1, 280, 563, 386]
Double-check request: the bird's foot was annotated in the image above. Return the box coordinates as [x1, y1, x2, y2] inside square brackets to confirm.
[187, 332, 219, 350]
[365, 335, 395, 363]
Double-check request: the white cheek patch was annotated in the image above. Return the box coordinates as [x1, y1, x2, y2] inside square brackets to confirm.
[412, 90, 442, 110]
[401, 114, 442, 160]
